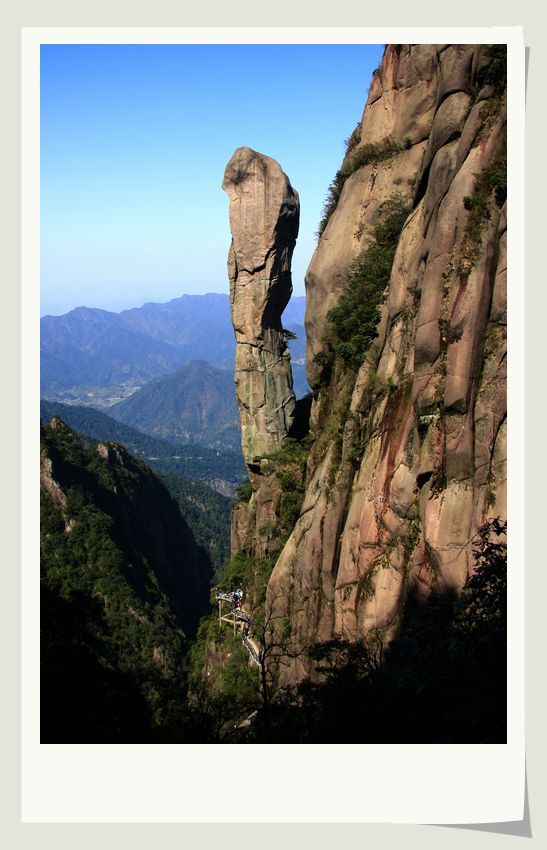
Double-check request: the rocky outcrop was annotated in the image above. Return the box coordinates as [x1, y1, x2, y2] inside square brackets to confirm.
[258, 44, 507, 683]
[222, 147, 299, 470]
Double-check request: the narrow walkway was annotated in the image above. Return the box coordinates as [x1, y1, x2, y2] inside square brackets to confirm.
[215, 590, 260, 666]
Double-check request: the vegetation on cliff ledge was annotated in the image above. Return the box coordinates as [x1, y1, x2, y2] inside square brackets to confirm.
[460, 150, 507, 277]
[477, 44, 507, 94]
[315, 196, 410, 376]
[317, 137, 406, 238]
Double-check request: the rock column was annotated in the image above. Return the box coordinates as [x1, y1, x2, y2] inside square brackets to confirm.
[222, 147, 299, 470]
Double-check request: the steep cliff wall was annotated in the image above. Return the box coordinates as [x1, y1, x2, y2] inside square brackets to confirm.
[231, 45, 507, 685]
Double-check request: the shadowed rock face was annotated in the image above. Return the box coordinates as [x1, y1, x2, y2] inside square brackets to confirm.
[222, 147, 299, 469]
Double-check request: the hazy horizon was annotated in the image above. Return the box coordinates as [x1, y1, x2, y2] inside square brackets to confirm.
[40, 289, 307, 319]
[41, 43, 384, 317]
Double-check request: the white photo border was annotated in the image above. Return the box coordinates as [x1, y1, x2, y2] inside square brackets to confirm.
[22, 25, 525, 824]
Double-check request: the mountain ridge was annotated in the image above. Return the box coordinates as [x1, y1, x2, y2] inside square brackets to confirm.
[107, 359, 241, 449]
[40, 398, 246, 491]
[41, 292, 308, 405]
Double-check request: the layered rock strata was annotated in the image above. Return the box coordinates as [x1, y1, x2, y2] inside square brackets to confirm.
[222, 147, 299, 470]
[260, 44, 507, 683]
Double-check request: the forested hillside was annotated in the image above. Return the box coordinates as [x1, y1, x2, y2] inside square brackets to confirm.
[40, 399, 246, 492]
[40, 418, 213, 741]
[107, 360, 240, 449]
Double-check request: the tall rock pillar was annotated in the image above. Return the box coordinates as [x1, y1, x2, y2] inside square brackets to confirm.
[222, 147, 299, 470]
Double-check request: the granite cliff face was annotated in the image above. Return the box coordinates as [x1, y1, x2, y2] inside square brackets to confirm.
[222, 147, 299, 470]
[229, 45, 507, 685]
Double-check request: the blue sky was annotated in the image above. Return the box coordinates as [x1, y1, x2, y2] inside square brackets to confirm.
[40, 43, 384, 317]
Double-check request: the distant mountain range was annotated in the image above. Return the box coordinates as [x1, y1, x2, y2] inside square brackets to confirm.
[108, 360, 240, 449]
[41, 292, 308, 404]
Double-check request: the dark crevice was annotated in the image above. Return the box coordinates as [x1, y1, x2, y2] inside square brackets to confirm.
[414, 161, 432, 207]
[435, 85, 472, 111]
[414, 130, 463, 207]
[417, 470, 433, 489]
[287, 394, 312, 441]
